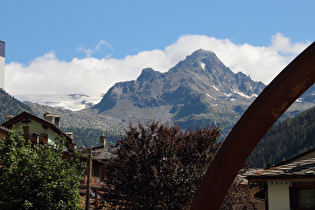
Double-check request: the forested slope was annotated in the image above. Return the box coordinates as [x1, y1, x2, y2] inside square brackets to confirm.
[248, 106, 315, 167]
[0, 89, 32, 123]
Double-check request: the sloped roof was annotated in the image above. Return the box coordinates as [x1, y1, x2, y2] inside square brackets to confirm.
[0, 125, 10, 133]
[79, 146, 112, 161]
[1, 111, 75, 145]
[247, 149, 315, 181]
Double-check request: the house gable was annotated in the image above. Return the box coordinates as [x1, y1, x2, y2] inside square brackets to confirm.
[1, 111, 76, 150]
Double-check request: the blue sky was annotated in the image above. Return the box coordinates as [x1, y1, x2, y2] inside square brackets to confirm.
[0, 0, 313, 110]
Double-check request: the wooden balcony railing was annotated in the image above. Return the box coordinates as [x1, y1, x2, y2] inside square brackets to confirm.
[24, 133, 48, 145]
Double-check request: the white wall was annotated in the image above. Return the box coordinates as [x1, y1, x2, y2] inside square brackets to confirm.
[268, 181, 290, 210]
[13, 120, 60, 144]
[0, 41, 5, 89]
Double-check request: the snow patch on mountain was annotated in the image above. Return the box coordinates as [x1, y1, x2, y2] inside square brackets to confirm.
[233, 91, 258, 98]
[14, 94, 102, 111]
[212, 85, 219, 91]
[206, 93, 216, 100]
[200, 62, 206, 70]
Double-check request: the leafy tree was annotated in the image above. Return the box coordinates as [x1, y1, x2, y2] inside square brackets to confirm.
[220, 165, 257, 210]
[102, 121, 222, 209]
[0, 128, 85, 210]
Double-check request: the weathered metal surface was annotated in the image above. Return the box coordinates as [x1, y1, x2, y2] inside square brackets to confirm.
[191, 42, 315, 209]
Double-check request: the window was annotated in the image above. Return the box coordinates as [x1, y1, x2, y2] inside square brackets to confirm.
[299, 189, 315, 208]
[290, 186, 315, 209]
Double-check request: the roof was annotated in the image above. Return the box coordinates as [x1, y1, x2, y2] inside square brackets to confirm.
[0, 125, 10, 134]
[1, 111, 75, 145]
[79, 146, 112, 161]
[247, 149, 315, 181]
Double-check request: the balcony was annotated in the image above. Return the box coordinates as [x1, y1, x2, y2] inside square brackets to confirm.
[24, 133, 48, 145]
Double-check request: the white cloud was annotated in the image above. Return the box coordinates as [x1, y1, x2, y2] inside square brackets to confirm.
[76, 46, 93, 58]
[76, 40, 114, 58]
[96, 40, 114, 51]
[5, 34, 310, 110]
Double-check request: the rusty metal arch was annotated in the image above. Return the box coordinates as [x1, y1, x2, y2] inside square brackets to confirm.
[191, 42, 315, 209]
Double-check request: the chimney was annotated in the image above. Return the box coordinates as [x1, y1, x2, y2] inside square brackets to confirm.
[0, 41, 5, 89]
[44, 114, 54, 124]
[6, 115, 13, 120]
[68, 143, 77, 151]
[66, 132, 73, 139]
[100, 134, 106, 148]
[54, 116, 60, 128]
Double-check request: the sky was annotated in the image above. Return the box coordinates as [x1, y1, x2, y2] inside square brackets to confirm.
[0, 0, 314, 110]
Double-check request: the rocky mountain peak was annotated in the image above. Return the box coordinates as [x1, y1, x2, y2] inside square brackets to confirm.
[90, 49, 270, 130]
[189, 49, 216, 59]
[169, 49, 229, 76]
[137, 68, 161, 82]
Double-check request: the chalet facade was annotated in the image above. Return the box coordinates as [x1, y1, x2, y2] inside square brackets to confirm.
[1, 111, 76, 151]
[247, 148, 315, 210]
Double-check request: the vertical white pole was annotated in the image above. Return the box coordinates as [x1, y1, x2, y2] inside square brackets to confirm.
[0, 41, 5, 89]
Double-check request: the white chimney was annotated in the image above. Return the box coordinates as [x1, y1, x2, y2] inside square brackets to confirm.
[100, 134, 106, 148]
[0, 41, 5, 89]
[6, 115, 13, 120]
[66, 132, 73, 139]
[45, 114, 54, 124]
[54, 116, 60, 128]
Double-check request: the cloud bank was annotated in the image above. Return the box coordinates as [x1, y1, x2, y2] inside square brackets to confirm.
[5, 33, 310, 109]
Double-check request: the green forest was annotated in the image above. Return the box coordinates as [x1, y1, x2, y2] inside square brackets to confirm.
[67, 126, 118, 148]
[248, 105, 315, 167]
[0, 89, 32, 123]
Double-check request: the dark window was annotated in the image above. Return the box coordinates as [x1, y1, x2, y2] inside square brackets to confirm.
[290, 187, 315, 209]
[299, 189, 315, 208]
[94, 166, 100, 177]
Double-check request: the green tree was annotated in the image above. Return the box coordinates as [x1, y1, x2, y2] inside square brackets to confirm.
[0, 128, 85, 210]
[102, 121, 222, 209]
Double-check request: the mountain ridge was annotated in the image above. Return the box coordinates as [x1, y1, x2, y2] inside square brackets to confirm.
[2, 49, 314, 146]
[88, 49, 268, 134]
[88, 49, 314, 135]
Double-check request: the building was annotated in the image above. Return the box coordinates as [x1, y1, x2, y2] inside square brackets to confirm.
[1, 111, 76, 151]
[0, 41, 4, 89]
[0, 125, 9, 140]
[247, 148, 315, 210]
[78, 135, 111, 207]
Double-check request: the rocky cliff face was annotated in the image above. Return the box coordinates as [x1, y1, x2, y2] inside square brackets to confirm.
[90, 49, 268, 134]
[23, 49, 315, 144]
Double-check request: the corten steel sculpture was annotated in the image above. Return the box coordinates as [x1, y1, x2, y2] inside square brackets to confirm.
[191, 42, 315, 209]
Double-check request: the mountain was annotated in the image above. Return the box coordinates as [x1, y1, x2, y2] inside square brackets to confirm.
[89, 49, 313, 136]
[0, 89, 33, 123]
[18, 49, 315, 146]
[248, 105, 315, 168]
